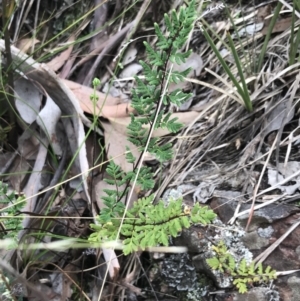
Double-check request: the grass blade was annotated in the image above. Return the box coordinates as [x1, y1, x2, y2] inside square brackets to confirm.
[289, 0, 300, 65]
[256, 2, 283, 72]
[202, 28, 252, 111]
[227, 32, 252, 111]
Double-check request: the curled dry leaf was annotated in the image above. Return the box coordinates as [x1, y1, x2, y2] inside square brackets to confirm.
[22, 136, 49, 215]
[1, 39, 120, 279]
[14, 78, 43, 124]
[0, 39, 89, 214]
[21, 92, 62, 227]
[16, 83, 63, 154]
[36, 93, 62, 155]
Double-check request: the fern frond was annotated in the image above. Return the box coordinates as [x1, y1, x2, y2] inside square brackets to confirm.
[206, 241, 278, 294]
[144, 41, 164, 66]
[89, 195, 216, 255]
[88, 0, 217, 261]
[168, 89, 192, 106]
[206, 257, 220, 270]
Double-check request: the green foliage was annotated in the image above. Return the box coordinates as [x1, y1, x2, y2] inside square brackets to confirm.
[257, 1, 282, 71]
[206, 241, 277, 294]
[0, 181, 25, 246]
[201, 27, 252, 112]
[289, 0, 300, 65]
[88, 0, 217, 256]
[88, 0, 213, 247]
[127, 0, 196, 160]
[89, 196, 216, 255]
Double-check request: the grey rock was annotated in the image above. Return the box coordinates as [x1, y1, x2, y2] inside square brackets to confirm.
[239, 203, 299, 224]
[161, 253, 198, 291]
[211, 194, 299, 229]
[287, 276, 300, 301]
[173, 227, 211, 253]
[233, 287, 277, 301]
[241, 231, 270, 250]
[295, 246, 300, 260]
[257, 226, 274, 238]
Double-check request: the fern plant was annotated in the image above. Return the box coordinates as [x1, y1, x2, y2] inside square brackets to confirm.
[206, 241, 277, 294]
[89, 196, 216, 255]
[88, 1, 218, 253]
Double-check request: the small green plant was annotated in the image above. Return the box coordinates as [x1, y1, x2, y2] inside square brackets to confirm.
[257, 1, 282, 71]
[89, 196, 216, 255]
[206, 241, 277, 294]
[88, 1, 217, 253]
[0, 181, 25, 247]
[289, 0, 300, 65]
[201, 26, 252, 112]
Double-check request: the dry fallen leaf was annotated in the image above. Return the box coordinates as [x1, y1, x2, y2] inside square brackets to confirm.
[102, 121, 140, 173]
[46, 35, 75, 72]
[36, 92, 62, 155]
[264, 101, 294, 136]
[262, 17, 292, 35]
[93, 176, 138, 211]
[14, 78, 43, 124]
[15, 38, 40, 54]
[101, 121, 142, 196]
[169, 52, 203, 93]
[63, 78, 119, 106]
[257, 4, 271, 20]
[63, 79, 136, 118]
[268, 161, 300, 195]
[256, 4, 291, 35]
[101, 103, 136, 118]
